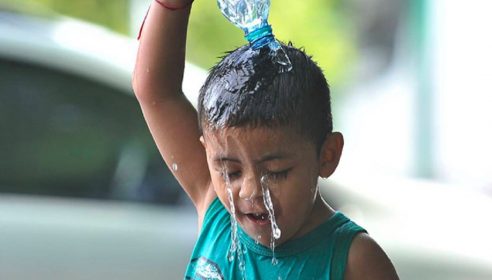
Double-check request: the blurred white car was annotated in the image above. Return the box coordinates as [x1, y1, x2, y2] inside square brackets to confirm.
[1, 6, 491, 280]
[0, 6, 204, 280]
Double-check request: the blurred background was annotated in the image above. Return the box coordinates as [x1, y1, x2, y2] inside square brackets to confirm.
[1, 0, 491, 279]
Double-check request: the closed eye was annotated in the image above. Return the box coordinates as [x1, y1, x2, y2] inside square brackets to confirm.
[221, 170, 242, 181]
[267, 169, 291, 181]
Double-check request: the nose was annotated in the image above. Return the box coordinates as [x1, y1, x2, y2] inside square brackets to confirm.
[238, 174, 263, 201]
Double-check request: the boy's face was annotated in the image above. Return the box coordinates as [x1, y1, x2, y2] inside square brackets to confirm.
[201, 126, 342, 247]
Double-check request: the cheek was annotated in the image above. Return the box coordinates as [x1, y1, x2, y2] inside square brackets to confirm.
[210, 173, 242, 212]
[208, 168, 226, 197]
[211, 174, 226, 194]
[212, 182, 233, 212]
[292, 168, 319, 194]
[274, 174, 318, 214]
[303, 167, 320, 199]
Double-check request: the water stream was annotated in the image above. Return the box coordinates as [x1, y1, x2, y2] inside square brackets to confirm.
[223, 167, 238, 262]
[223, 166, 246, 280]
[261, 175, 282, 265]
[223, 165, 283, 279]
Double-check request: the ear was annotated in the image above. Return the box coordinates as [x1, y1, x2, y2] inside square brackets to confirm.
[199, 135, 206, 149]
[319, 132, 344, 178]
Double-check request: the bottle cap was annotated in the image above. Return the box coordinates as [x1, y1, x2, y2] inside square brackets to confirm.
[245, 25, 275, 50]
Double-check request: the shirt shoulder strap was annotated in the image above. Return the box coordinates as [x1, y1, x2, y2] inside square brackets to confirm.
[329, 214, 367, 280]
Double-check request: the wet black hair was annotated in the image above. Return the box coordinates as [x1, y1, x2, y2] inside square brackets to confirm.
[198, 43, 332, 152]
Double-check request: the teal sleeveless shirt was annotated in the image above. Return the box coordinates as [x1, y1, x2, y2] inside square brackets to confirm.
[185, 198, 366, 280]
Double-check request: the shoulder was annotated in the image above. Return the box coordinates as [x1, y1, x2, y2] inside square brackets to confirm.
[344, 233, 399, 280]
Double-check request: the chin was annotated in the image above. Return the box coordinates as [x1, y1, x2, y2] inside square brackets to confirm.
[240, 221, 290, 248]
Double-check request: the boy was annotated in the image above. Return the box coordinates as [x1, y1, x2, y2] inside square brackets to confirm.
[133, 0, 399, 279]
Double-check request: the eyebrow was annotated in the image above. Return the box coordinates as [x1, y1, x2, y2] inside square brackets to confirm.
[213, 152, 293, 164]
[214, 156, 240, 164]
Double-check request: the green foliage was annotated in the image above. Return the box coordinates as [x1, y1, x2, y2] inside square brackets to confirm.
[188, 0, 355, 85]
[0, 0, 129, 34]
[3, 0, 355, 86]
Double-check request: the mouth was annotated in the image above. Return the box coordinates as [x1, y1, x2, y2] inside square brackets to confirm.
[245, 212, 270, 226]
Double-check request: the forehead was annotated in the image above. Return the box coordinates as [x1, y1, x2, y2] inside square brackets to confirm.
[203, 126, 315, 158]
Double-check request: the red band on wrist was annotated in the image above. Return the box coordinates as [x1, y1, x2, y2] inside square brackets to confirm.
[154, 0, 194, 11]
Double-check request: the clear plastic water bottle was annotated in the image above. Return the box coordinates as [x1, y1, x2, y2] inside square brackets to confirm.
[217, 0, 292, 71]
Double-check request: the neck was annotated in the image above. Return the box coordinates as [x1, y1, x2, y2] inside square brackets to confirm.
[292, 193, 335, 239]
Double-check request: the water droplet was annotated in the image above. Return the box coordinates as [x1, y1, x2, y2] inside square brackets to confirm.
[273, 228, 281, 239]
[239, 260, 245, 271]
[255, 235, 262, 244]
[172, 163, 178, 172]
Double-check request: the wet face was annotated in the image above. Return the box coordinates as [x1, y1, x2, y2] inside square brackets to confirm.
[201, 126, 336, 247]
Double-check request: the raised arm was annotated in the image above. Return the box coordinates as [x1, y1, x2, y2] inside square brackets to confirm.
[132, 0, 213, 212]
